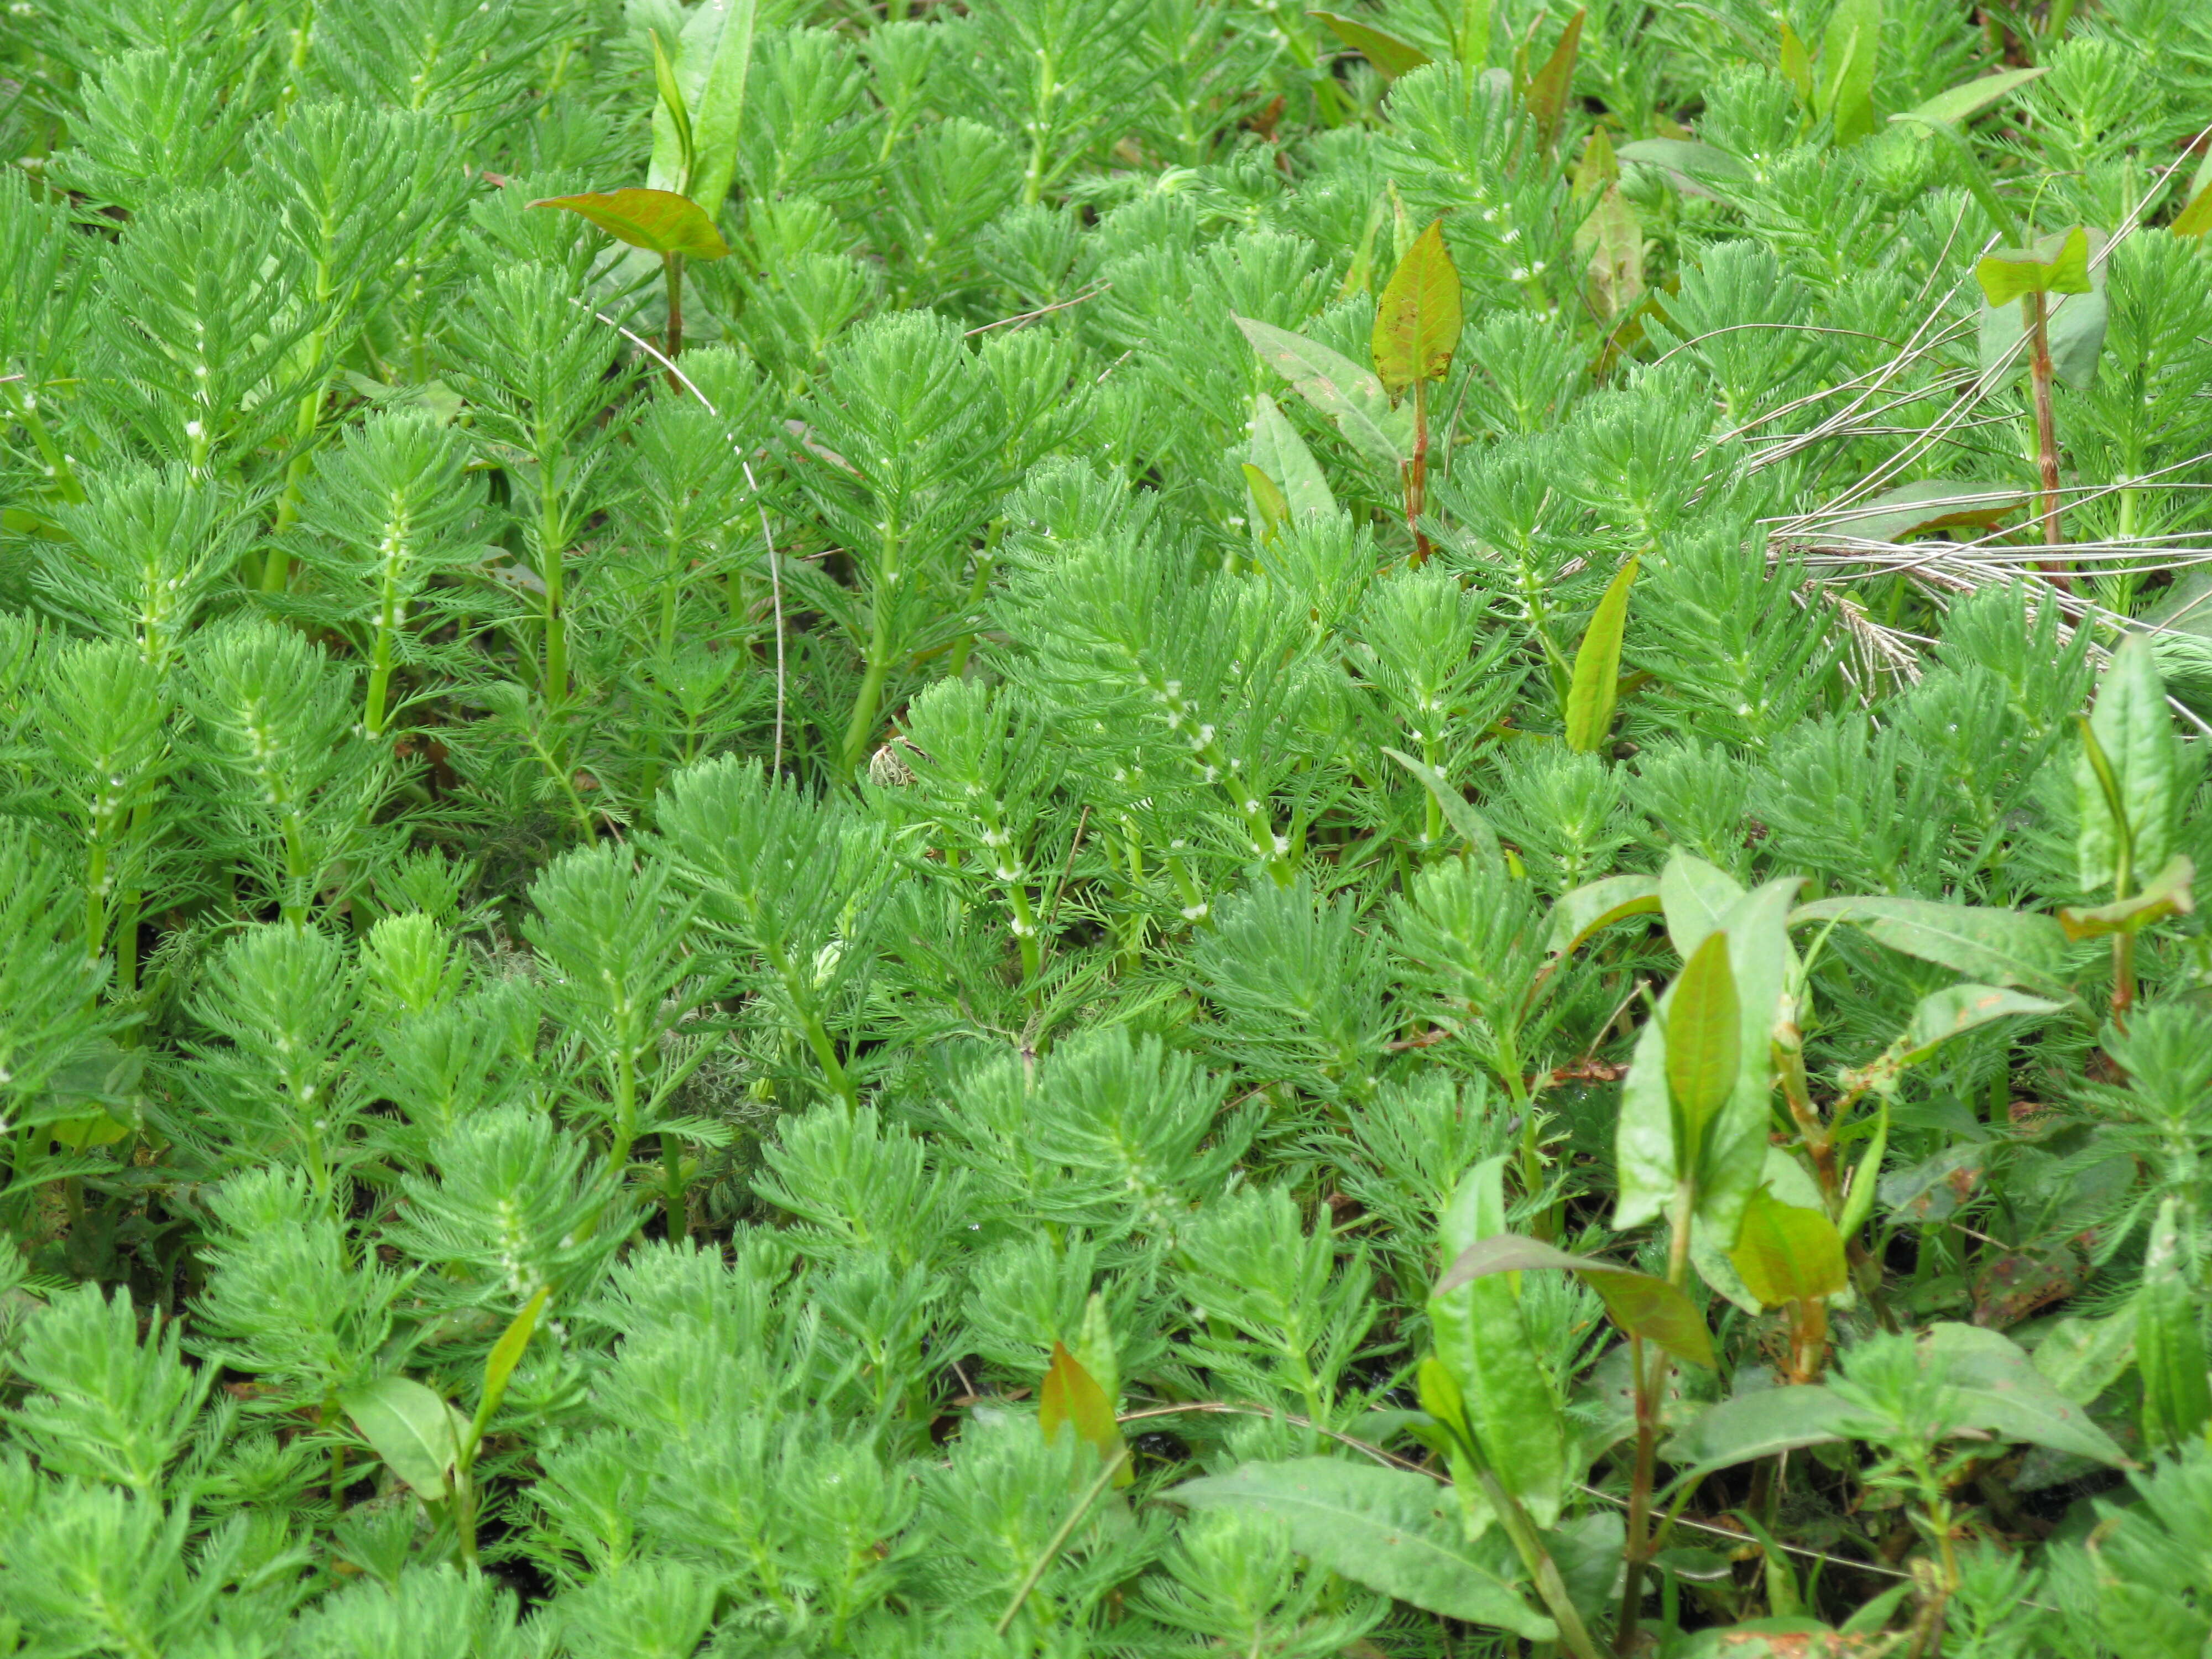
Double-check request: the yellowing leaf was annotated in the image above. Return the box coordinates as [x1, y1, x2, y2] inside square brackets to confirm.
[1370, 219, 1463, 399]
[1522, 8, 1585, 152]
[343, 1376, 459, 1500]
[1975, 225, 2091, 307]
[1729, 1188, 1846, 1308]
[1778, 19, 1813, 102]
[1041, 1341, 1132, 1485]
[1436, 1233, 1716, 1369]
[530, 188, 732, 260]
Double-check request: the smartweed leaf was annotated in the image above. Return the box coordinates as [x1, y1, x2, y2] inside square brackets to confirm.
[1041, 1341, 1132, 1485]
[1382, 747, 1504, 863]
[1615, 138, 1750, 201]
[1778, 19, 1813, 103]
[1522, 9, 1584, 153]
[1234, 315, 1411, 466]
[1370, 220, 1462, 400]
[465, 1284, 549, 1458]
[1174, 1459, 1553, 1639]
[2059, 854, 2194, 940]
[1545, 872, 1661, 957]
[529, 188, 732, 260]
[1790, 895, 2068, 992]
[2135, 1197, 2211, 1453]
[1311, 11, 1431, 77]
[1897, 983, 2063, 1060]
[1436, 1233, 1716, 1369]
[1729, 1188, 1846, 1309]
[1666, 1387, 1854, 1477]
[343, 1375, 458, 1500]
[2073, 635, 2178, 893]
[648, 0, 758, 214]
[1976, 226, 2091, 307]
[1563, 555, 1637, 753]
[1824, 479, 2020, 542]
[1898, 66, 2046, 128]
[1665, 931, 1739, 1160]
[1813, 0, 1880, 145]
[1247, 393, 1334, 526]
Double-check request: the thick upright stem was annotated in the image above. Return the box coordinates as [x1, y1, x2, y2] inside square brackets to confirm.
[1406, 375, 1433, 565]
[2025, 291, 2067, 583]
[662, 252, 685, 387]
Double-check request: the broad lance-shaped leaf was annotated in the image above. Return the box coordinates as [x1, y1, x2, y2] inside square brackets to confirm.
[2060, 853, 2194, 941]
[648, 0, 757, 215]
[2031, 1308, 2136, 1407]
[1788, 895, 2067, 992]
[1382, 747, 1503, 862]
[1657, 852, 1745, 960]
[1897, 66, 2045, 128]
[1545, 872, 1660, 957]
[1312, 10, 1431, 77]
[1729, 1187, 1845, 1309]
[1522, 8, 1584, 152]
[1978, 227, 2107, 391]
[1823, 479, 2021, 543]
[1897, 983, 2063, 1062]
[1615, 138, 1750, 200]
[1666, 1386, 1855, 1477]
[1665, 930, 1738, 1163]
[2136, 1197, 2210, 1453]
[1814, 0, 1880, 146]
[530, 189, 732, 260]
[2075, 634, 2179, 891]
[1563, 556, 1637, 753]
[1174, 1459, 1552, 1640]
[466, 1284, 549, 1457]
[1247, 394, 1334, 526]
[1430, 1157, 1567, 1525]
[1437, 1232, 1716, 1370]
[1976, 225, 2091, 307]
[343, 1375, 458, 1500]
[1923, 1323, 2129, 1467]
[1371, 219, 1463, 398]
[1041, 1341, 1133, 1485]
[1234, 315, 1412, 466]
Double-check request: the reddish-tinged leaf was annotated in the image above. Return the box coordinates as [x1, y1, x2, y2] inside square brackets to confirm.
[1522, 9, 1584, 152]
[529, 187, 732, 260]
[1436, 1234, 1715, 1369]
[1041, 1342, 1132, 1485]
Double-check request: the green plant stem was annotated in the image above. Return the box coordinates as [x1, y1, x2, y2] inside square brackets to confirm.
[1406, 374, 1433, 565]
[995, 1448, 1128, 1635]
[1472, 1463, 1606, 1659]
[662, 251, 685, 382]
[661, 1128, 687, 1238]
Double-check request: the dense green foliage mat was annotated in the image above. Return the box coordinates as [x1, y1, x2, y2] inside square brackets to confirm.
[3, 0, 2212, 1652]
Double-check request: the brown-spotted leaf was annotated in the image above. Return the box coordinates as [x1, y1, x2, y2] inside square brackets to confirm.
[1370, 218, 1463, 398]
[530, 187, 732, 260]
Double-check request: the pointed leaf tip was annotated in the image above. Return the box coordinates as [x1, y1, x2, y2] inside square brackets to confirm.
[530, 188, 732, 260]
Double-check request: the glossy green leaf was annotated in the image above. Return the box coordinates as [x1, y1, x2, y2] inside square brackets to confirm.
[1175, 1460, 1551, 1639]
[1371, 219, 1463, 398]
[1695, 877, 1801, 1243]
[2135, 1198, 2210, 1453]
[1563, 555, 1637, 753]
[1312, 11, 1431, 77]
[1898, 983, 2064, 1061]
[1248, 394, 1335, 526]
[1665, 1386, 1854, 1477]
[1729, 1188, 1846, 1309]
[1658, 852, 1746, 960]
[649, 29, 695, 186]
[1437, 1233, 1715, 1370]
[1545, 873, 1661, 957]
[1522, 9, 1584, 152]
[1234, 315, 1412, 466]
[342, 1376, 458, 1500]
[646, 0, 757, 215]
[2074, 634, 2178, 891]
[529, 189, 732, 260]
[1431, 1160, 1567, 1524]
[2060, 853, 2195, 940]
[1898, 66, 2045, 128]
[1665, 931, 1739, 1155]
[1813, 0, 1881, 145]
[1788, 896, 2068, 992]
